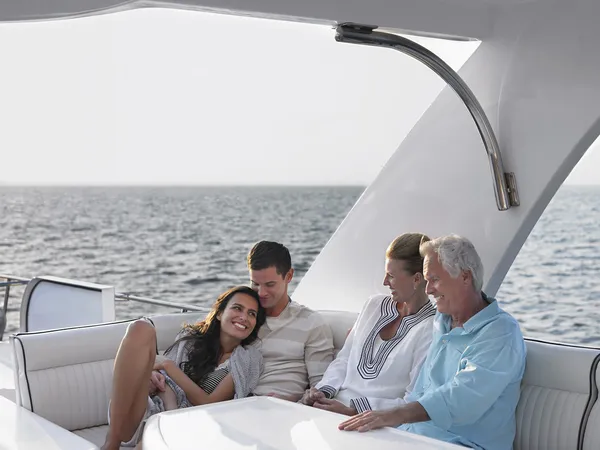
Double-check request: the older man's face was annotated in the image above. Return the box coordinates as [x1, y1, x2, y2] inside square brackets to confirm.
[423, 254, 463, 315]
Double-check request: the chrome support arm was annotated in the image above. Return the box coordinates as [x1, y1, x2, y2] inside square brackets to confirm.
[335, 23, 519, 211]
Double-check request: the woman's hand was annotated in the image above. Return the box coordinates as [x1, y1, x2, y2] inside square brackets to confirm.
[313, 398, 357, 416]
[153, 355, 173, 372]
[148, 370, 166, 395]
[299, 388, 325, 406]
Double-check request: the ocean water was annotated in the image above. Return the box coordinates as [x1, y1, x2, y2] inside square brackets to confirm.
[0, 185, 598, 345]
[496, 185, 600, 345]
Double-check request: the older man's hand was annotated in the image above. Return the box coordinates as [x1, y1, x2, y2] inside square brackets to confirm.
[338, 409, 403, 432]
[339, 402, 428, 432]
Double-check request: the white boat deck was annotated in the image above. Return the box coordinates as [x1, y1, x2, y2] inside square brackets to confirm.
[0, 340, 98, 450]
[0, 394, 98, 450]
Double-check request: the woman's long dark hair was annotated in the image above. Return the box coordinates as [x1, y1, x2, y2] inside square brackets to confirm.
[164, 285, 266, 385]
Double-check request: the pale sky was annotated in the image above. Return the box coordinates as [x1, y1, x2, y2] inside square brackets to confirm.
[0, 8, 597, 186]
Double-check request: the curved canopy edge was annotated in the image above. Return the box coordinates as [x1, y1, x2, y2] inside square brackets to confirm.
[0, 0, 490, 40]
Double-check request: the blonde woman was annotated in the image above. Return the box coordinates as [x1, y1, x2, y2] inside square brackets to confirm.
[300, 233, 435, 415]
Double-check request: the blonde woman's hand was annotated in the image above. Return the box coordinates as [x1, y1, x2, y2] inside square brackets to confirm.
[313, 398, 356, 416]
[299, 388, 325, 406]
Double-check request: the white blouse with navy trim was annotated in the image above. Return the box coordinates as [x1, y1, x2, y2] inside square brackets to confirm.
[316, 294, 435, 413]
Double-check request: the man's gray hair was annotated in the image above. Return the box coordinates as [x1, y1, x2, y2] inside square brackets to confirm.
[420, 234, 484, 291]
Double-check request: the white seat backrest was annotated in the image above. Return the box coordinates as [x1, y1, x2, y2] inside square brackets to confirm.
[11, 319, 132, 430]
[151, 312, 205, 351]
[515, 340, 600, 450]
[20, 276, 115, 332]
[583, 361, 600, 450]
[318, 310, 359, 354]
[10, 312, 203, 431]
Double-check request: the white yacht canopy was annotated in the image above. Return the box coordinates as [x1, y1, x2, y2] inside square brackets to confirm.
[0, 0, 515, 40]
[2, 0, 600, 312]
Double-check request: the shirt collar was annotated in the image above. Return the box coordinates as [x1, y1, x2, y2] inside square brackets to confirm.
[279, 297, 293, 316]
[265, 297, 293, 326]
[462, 292, 500, 333]
[437, 292, 500, 334]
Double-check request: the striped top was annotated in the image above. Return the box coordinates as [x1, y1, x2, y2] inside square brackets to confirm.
[161, 329, 262, 402]
[200, 360, 230, 394]
[252, 300, 335, 397]
[160, 359, 231, 412]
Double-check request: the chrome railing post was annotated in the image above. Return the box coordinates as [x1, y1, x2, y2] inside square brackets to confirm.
[334, 23, 519, 211]
[114, 292, 209, 312]
[0, 277, 29, 340]
[0, 283, 9, 341]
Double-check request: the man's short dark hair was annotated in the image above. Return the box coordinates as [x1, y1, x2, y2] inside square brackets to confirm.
[247, 241, 292, 276]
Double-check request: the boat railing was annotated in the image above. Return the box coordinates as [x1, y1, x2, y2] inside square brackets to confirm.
[0, 273, 210, 341]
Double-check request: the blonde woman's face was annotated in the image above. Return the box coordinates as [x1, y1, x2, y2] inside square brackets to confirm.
[383, 258, 417, 303]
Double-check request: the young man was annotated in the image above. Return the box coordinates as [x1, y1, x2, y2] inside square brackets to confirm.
[247, 240, 334, 401]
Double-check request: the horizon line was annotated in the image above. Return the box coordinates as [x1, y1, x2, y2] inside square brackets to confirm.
[0, 183, 369, 188]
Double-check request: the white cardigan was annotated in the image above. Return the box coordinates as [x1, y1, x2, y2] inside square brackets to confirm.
[316, 294, 435, 412]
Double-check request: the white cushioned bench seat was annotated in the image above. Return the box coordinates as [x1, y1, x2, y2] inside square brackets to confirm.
[515, 339, 600, 450]
[321, 311, 600, 450]
[72, 425, 111, 448]
[150, 312, 204, 352]
[9, 310, 600, 450]
[10, 312, 204, 448]
[318, 310, 358, 354]
[583, 360, 600, 450]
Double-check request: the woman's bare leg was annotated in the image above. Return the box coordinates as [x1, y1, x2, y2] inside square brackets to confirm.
[156, 384, 178, 411]
[102, 320, 157, 450]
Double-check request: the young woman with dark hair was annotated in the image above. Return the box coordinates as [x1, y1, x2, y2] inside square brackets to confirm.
[101, 285, 266, 450]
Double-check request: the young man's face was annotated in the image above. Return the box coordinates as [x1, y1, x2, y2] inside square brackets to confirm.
[249, 266, 293, 315]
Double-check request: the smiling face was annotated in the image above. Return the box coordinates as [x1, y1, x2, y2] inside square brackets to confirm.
[249, 265, 293, 316]
[383, 258, 420, 303]
[218, 292, 260, 341]
[423, 253, 470, 315]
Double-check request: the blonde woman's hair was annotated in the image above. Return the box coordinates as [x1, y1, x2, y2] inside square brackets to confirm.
[386, 232, 431, 275]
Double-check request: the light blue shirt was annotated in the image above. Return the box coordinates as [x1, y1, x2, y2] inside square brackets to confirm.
[399, 294, 526, 450]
